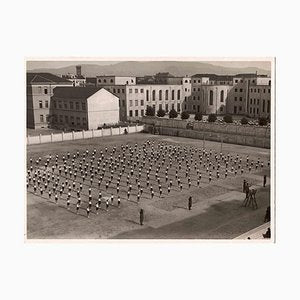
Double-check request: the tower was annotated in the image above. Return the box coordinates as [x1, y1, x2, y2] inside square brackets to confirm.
[76, 65, 82, 77]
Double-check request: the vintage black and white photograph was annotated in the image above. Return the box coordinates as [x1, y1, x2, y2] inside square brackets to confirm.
[26, 59, 274, 240]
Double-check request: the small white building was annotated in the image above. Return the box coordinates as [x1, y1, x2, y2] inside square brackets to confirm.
[50, 87, 120, 130]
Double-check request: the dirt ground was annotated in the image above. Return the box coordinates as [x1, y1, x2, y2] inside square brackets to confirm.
[26, 133, 271, 239]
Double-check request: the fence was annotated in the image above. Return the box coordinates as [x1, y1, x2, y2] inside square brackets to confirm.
[27, 125, 145, 145]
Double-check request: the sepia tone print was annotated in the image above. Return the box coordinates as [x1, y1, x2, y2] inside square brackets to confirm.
[26, 59, 274, 240]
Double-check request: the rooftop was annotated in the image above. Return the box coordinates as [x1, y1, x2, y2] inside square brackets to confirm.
[27, 73, 72, 85]
[53, 87, 108, 99]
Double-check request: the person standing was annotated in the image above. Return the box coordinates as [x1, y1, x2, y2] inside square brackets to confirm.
[140, 209, 144, 226]
[188, 196, 192, 210]
[263, 175, 267, 187]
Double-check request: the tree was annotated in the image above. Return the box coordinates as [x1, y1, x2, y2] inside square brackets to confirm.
[258, 117, 268, 126]
[194, 112, 202, 121]
[157, 108, 166, 118]
[169, 109, 178, 119]
[145, 106, 155, 117]
[223, 114, 233, 123]
[241, 117, 248, 125]
[208, 114, 217, 123]
[181, 111, 190, 120]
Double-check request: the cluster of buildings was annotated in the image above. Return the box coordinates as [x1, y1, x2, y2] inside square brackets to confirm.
[26, 66, 271, 130]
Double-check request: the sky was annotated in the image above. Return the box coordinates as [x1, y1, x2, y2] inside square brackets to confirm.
[26, 60, 271, 71]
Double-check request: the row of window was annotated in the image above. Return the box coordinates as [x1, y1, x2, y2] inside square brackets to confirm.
[106, 87, 125, 94]
[250, 88, 271, 93]
[98, 78, 134, 84]
[52, 115, 87, 126]
[53, 100, 86, 111]
[39, 114, 49, 123]
[129, 99, 145, 107]
[38, 100, 49, 109]
[37, 87, 49, 94]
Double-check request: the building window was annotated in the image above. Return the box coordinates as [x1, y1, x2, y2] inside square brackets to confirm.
[165, 104, 169, 112]
[113, 88, 116, 93]
[141, 100, 144, 106]
[129, 100, 133, 107]
[250, 88, 253, 92]
[122, 89, 125, 93]
[193, 105, 196, 111]
[240, 88, 243, 92]
[135, 110, 138, 117]
[76, 117, 80, 125]
[53, 100, 57, 109]
[235, 79, 238, 83]
[131, 79, 134, 83]
[70, 116, 74, 125]
[40, 115, 44, 122]
[39, 101, 43, 108]
[269, 80, 271, 86]
[141, 109, 144, 116]
[152, 104, 156, 112]
[177, 90, 180, 100]
[82, 117, 86, 125]
[220, 90, 224, 102]
[165, 90, 169, 100]
[58, 101, 62, 109]
[172, 104, 175, 110]
[98, 79, 101, 83]
[129, 110, 133, 117]
[135, 89, 138, 93]
[44, 88, 48, 94]
[254, 99, 256, 105]
[104, 79, 106, 83]
[110, 79, 113, 83]
[70, 101, 74, 110]
[239, 97, 242, 101]
[45, 101, 49, 108]
[135, 100, 138, 106]
[129, 88, 132, 93]
[267, 100, 270, 113]
[209, 90, 213, 105]
[177, 103, 181, 112]
[263, 100, 265, 112]
[234, 97, 237, 101]
[59, 115, 63, 123]
[220, 107, 223, 112]
[239, 106, 242, 111]
[159, 104, 162, 110]
[82, 102, 86, 110]
[146, 90, 149, 101]
[75, 102, 79, 110]
[257, 99, 260, 105]
[257, 108, 259, 114]
[152, 90, 156, 101]
[65, 116, 69, 123]
[268, 89, 270, 93]
[250, 99, 252, 104]
[159, 90, 162, 100]
[171, 90, 175, 100]
[235, 88, 238, 92]
[254, 89, 256, 93]
[64, 102, 68, 109]
[250, 107, 252, 114]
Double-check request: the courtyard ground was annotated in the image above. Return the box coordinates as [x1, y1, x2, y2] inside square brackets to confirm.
[26, 133, 271, 240]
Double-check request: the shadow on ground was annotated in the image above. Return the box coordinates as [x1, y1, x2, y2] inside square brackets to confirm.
[112, 187, 270, 239]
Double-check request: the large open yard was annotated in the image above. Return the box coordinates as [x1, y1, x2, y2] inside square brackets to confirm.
[26, 133, 271, 239]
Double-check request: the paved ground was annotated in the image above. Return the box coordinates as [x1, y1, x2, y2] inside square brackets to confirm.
[26, 132, 271, 239]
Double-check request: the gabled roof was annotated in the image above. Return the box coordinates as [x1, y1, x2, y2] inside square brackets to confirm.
[52, 87, 115, 99]
[27, 73, 72, 84]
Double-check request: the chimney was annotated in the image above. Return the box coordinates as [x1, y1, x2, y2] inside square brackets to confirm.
[76, 65, 82, 77]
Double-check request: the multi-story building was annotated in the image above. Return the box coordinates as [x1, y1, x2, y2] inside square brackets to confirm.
[95, 75, 192, 121]
[50, 87, 120, 130]
[27, 73, 73, 129]
[188, 73, 271, 118]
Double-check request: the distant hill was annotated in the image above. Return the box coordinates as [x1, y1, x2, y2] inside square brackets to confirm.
[28, 61, 271, 77]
